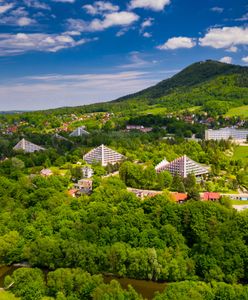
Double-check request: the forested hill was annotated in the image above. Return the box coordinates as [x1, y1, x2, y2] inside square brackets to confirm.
[114, 60, 248, 102]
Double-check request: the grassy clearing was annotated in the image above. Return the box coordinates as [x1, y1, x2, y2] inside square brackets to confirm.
[0, 291, 19, 300]
[139, 106, 168, 115]
[225, 105, 248, 118]
[231, 200, 248, 205]
[233, 146, 248, 163]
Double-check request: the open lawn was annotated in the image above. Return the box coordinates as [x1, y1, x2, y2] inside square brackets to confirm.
[233, 146, 248, 163]
[0, 291, 19, 300]
[225, 105, 248, 118]
[231, 200, 248, 205]
[139, 106, 168, 115]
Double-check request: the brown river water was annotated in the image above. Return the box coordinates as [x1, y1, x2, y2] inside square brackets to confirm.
[0, 266, 167, 299]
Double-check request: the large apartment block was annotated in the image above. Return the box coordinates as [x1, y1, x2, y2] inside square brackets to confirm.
[83, 144, 125, 166]
[155, 155, 209, 178]
[205, 128, 248, 142]
[13, 138, 45, 153]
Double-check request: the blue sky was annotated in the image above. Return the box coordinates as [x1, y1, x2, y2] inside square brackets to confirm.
[0, 0, 247, 110]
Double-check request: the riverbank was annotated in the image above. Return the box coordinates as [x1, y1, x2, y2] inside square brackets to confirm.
[0, 266, 167, 300]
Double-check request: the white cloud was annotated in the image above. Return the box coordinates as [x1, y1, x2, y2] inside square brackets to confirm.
[67, 11, 139, 32]
[157, 37, 196, 50]
[129, 0, 170, 11]
[52, 0, 75, 3]
[210, 7, 224, 13]
[0, 33, 95, 56]
[242, 56, 248, 63]
[0, 6, 36, 27]
[17, 17, 34, 26]
[226, 46, 238, 53]
[199, 26, 248, 50]
[143, 32, 152, 38]
[235, 12, 248, 21]
[23, 0, 51, 10]
[219, 56, 232, 64]
[0, 3, 13, 14]
[119, 52, 150, 68]
[141, 17, 153, 29]
[83, 1, 119, 15]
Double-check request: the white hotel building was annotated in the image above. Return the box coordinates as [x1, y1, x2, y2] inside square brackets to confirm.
[83, 144, 125, 166]
[205, 128, 248, 142]
[155, 155, 209, 178]
[13, 138, 45, 153]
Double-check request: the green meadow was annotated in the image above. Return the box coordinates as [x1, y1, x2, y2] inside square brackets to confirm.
[226, 105, 248, 118]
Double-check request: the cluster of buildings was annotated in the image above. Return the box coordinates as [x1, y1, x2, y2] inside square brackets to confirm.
[10, 134, 247, 204]
[127, 188, 223, 203]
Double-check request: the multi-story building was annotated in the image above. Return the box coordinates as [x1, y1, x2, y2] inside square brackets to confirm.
[155, 155, 209, 178]
[13, 138, 45, 153]
[83, 144, 125, 166]
[205, 128, 248, 142]
[70, 126, 90, 137]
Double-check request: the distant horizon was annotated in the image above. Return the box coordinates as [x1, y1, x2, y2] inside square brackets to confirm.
[0, 0, 247, 110]
[0, 58, 247, 112]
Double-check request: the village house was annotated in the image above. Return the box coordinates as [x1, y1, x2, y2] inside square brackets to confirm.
[202, 192, 221, 201]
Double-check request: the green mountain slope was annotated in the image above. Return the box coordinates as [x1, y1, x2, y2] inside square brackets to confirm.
[114, 60, 248, 103]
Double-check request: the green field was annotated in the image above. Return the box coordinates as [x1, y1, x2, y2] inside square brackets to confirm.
[226, 105, 248, 118]
[139, 106, 168, 115]
[233, 146, 248, 163]
[231, 200, 248, 205]
[0, 291, 19, 300]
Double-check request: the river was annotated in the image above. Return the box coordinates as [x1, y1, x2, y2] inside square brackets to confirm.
[0, 266, 167, 299]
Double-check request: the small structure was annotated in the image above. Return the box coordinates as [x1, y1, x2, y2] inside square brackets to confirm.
[202, 192, 221, 201]
[126, 125, 153, 133]
[13, 138, 45, 153]
[74, 179, 93, 195]
[70, 126, 90, 137]
[155, 155, 209, 178]
[171, 192, 188, 203]
[127, 188, 162, 200]
[40, 168, 53, 177]
[83, 144, 125, 166]
[81, 166, 94, 178]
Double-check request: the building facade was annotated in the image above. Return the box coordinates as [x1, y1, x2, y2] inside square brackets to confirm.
[83, 144, 125, 166]
[70, 126, 90, 137]
[13, 138, 45, 153]
[155, 155, 209, 178]
[205, 128, 248, 142]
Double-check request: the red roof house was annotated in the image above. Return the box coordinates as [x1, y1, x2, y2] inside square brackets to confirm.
[171, 192, 188, 203]
[203, 192, 221, 201]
